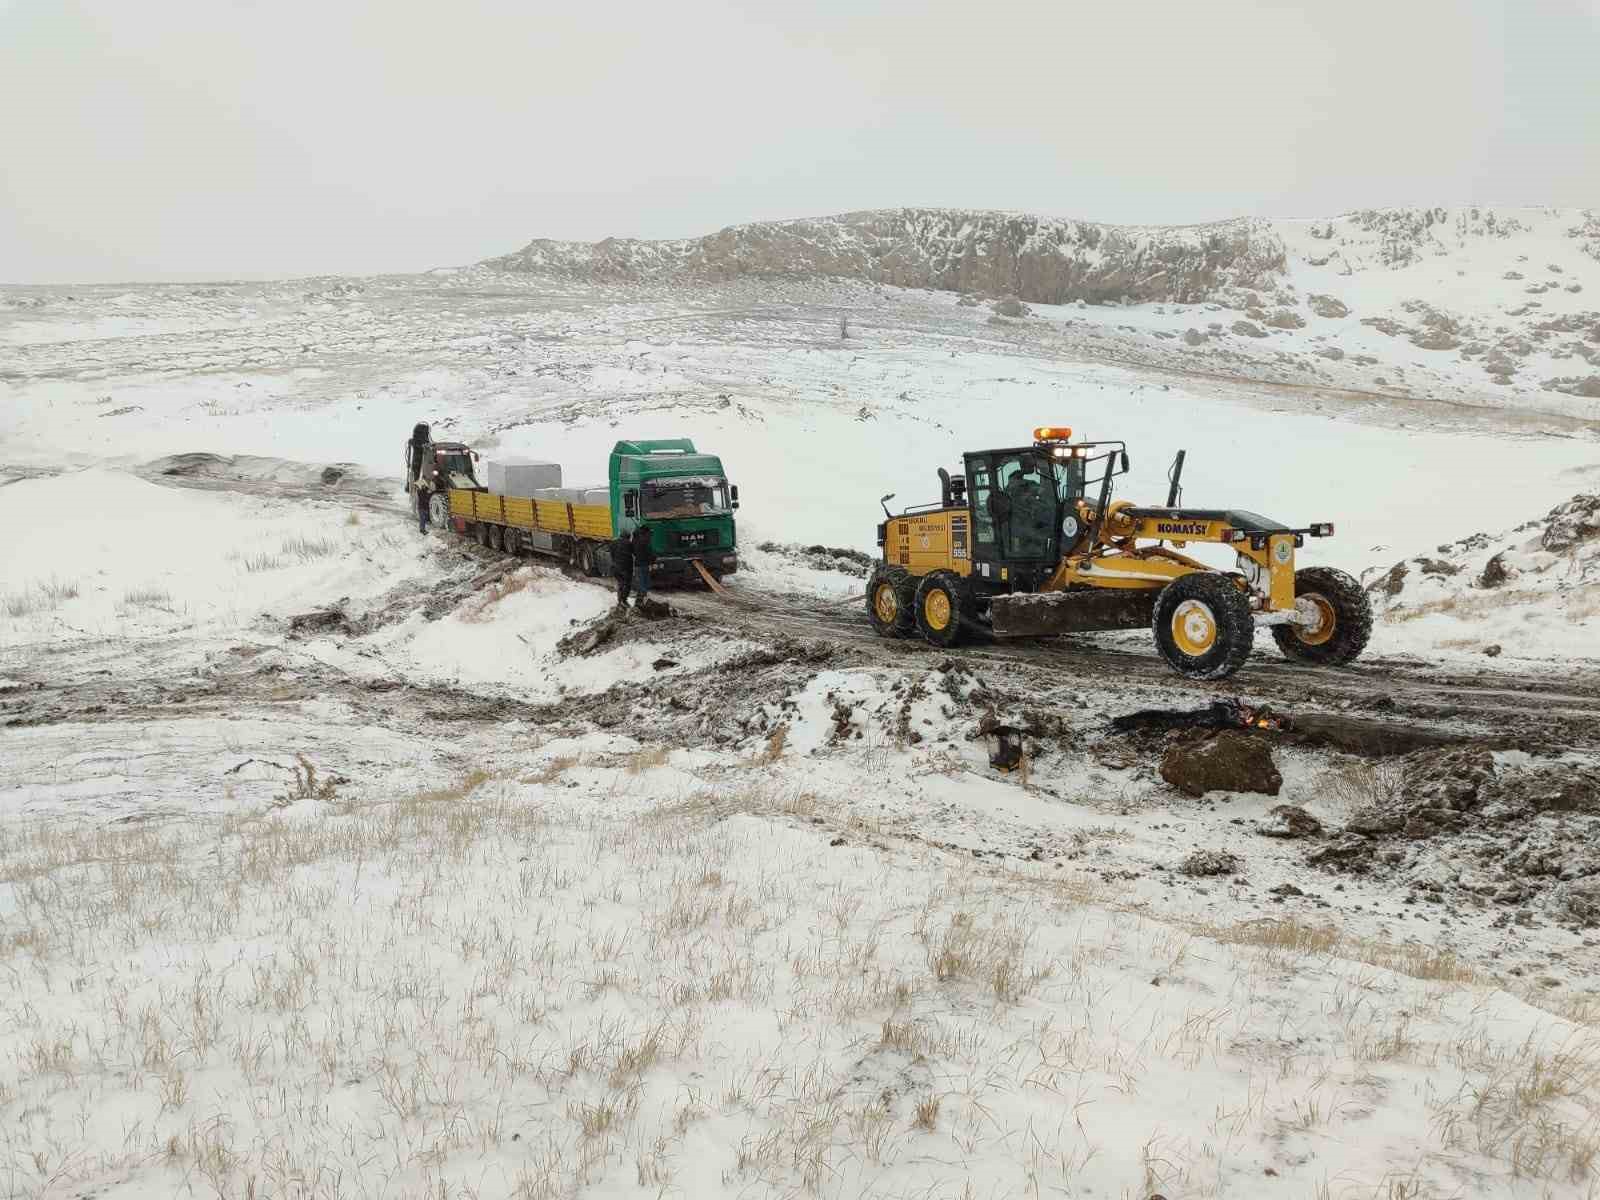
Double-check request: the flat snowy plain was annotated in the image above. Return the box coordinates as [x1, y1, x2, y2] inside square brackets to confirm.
[2, 264, 1599, 1199]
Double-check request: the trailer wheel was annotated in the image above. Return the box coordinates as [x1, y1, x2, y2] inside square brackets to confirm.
[915, 571, 969, 648]
[476, 522, 491, 548]
[503, 527, 520, 556]
[1153, 573, 1254, 680]
[1272, 567, 1372, 666]
[579, 543, 596, 577]
[487, 524, 504, 552]
[866, 565, 916, 638]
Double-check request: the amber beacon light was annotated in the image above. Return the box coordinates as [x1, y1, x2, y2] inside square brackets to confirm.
[1032, 426, 1073, 442]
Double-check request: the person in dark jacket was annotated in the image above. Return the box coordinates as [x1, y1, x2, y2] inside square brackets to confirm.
[630, 523, 655, 602]
[415, 471, 434, 534]
[611, 532, 634, 607]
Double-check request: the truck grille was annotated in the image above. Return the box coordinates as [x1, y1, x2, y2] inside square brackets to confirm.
[674, 529, 719, 550]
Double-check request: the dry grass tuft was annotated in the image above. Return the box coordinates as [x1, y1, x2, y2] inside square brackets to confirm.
[523, 755, 580, 785]
[625, 745, 670, 775]
[1317, 759, 1405, 820]
[236, 551, 283, 573]
[121, 585, 176, 612]
[3, 577, 79, 617]
[280, 535, 339, 561]
[460, 570, 532, 622]
[275, 754, 339, 805]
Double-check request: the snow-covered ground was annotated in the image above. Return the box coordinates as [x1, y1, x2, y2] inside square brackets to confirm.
[3, 238, 1600, 1198]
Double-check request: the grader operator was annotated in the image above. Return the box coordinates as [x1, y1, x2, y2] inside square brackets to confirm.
[865, 426, 1372, 680]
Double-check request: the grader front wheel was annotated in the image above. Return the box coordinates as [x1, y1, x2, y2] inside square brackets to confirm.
[1153, 573, 1255, 680]
[915, 571, 968, 648]
[1272, 567, 1373, 666]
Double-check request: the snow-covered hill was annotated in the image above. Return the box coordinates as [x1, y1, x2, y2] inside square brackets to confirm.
[1366, 491, 1600, 662]
[486, 205, 1600, 409]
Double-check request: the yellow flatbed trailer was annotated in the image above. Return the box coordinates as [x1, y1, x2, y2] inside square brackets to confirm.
[449, 488, 613, 575]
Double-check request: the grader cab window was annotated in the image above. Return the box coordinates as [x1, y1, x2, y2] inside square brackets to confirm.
[994, 453, 1057, 560]
[968, 463, 995, 547]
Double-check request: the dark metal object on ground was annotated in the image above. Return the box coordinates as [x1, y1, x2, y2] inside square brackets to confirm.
[989, 726, 1024, 772]
[1110, 697, 1281, 734]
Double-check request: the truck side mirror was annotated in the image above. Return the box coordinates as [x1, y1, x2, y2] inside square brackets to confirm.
[730, 484, 740, 510]
[1120, 451, 1131, 473]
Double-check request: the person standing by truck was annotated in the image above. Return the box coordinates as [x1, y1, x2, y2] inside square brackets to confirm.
[630, 522, 655, 603]
[611, 530, 634, 607]
[415, 468, 434, 534]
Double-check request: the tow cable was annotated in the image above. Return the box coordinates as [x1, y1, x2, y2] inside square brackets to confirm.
[692, 560, 731, 595]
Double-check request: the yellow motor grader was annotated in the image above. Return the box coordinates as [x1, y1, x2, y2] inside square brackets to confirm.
[866, 427, 1372, 680]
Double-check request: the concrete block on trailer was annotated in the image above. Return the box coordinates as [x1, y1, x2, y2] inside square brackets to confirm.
[485, 458, 562, 496]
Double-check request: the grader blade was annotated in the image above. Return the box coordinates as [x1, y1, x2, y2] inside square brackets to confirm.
[989, 589, 1158, 638]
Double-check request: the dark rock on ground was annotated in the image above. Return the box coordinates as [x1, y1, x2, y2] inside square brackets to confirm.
[1180, 849, 1240, 877]
[1259, 805, 1323, 838]
[1306, 834, 1371, 867]
[1369, 561, 1408, 598]
[1479, 551, 1513, 588]
[1161, 732, 1282, 797]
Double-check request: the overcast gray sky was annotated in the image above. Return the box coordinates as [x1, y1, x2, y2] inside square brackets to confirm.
[2, 0, 1597, 283]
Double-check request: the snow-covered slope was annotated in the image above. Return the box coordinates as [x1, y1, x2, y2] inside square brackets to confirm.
[1365, 491, 1600, 663]
[485, 205, 1600, 408]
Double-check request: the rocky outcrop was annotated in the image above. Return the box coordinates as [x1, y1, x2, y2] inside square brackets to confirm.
[484, 208, 1291, 305]
[1541, 494, 1600, 552]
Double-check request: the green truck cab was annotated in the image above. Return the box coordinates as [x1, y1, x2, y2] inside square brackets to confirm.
[610, 438, 740, 581]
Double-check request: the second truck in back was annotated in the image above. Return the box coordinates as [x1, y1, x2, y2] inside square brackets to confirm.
[445, 437, 740, 584]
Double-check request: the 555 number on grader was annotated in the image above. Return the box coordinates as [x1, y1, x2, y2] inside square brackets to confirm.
[866, 428, 1372, 680]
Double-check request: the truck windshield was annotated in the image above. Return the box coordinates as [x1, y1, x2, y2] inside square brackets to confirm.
[643, 476, 728, 518]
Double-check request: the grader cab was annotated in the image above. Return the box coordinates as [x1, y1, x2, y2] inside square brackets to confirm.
[866, 427, 1372, 680]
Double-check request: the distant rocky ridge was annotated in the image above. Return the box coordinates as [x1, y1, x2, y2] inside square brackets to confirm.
[483, 205, 1598, 308]
[483, 209, 1289, 305]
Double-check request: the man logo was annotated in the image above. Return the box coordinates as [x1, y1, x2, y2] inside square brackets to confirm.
[1157, 521, 1209, 537]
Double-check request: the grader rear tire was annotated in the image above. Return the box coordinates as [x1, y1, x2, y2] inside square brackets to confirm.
[1153, 573, 1255, 680]
[914, 571, 969, 648]
[866, 565, 916, 639]
[427, 492, 449, 530]
[1272, 567, 1373, 666]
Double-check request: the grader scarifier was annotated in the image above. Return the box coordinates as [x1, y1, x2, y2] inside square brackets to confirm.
[866, 427, 1372, 680]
